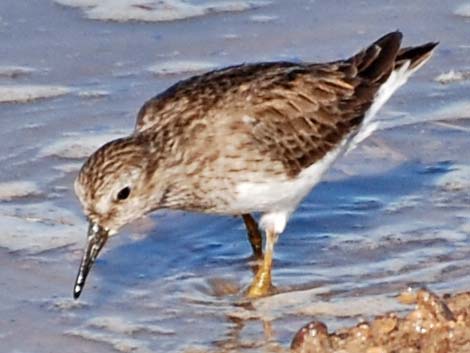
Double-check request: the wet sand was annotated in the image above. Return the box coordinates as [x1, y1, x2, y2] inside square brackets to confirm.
[1, 0, 470, 352]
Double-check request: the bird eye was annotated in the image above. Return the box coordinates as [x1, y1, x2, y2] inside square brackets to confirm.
[117, 187, 131, 200]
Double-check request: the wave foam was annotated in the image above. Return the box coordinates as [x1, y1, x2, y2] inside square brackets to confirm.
[0, 181, 41, 201]
[455, 3, 470, 17]
[54, 0, 270, 22]
[0, 202, 83, 252]
[0, 85, 71, 103]
[39, 133, 124, 159]
[0, 66, 36, 78]
[148, 60, 218, 75]
[435, 70, 470, 84]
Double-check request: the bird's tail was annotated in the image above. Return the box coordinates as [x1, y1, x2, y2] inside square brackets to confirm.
[346, 31, 438, 149]
[395, 41, 439, 72]
[350, 31, 438, 84]
[351, 31, 403, 84]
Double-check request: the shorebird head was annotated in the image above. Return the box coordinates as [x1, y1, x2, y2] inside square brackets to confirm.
[72, 135, 157, 299]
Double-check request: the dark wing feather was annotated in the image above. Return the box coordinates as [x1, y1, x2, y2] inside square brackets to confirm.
[396, 41, 439, 70]
[245, 32, 404, 177]
[245, 66, 357, 177]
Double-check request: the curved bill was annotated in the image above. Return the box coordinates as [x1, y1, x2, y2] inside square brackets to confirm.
[73, 222, 109, 299]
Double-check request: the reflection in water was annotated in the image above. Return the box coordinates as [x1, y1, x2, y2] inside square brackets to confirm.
[214, 306, 281, 352]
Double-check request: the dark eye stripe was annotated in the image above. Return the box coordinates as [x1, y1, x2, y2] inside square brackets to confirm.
[117, 187, 131, 200]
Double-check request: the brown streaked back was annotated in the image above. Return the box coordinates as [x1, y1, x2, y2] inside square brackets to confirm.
[133, 32, 437, 179]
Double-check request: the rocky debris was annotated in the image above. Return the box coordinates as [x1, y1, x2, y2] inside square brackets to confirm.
[291, 288, 470, 353]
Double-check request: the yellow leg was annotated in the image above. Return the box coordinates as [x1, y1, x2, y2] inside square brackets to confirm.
[247, 228, 278, 298]
[242, 213, 263, 259]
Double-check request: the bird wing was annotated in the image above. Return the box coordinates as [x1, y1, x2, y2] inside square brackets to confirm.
[135, 32, 417, 179]
[134, 62, 373, 174]
[239, 63, 364, 177]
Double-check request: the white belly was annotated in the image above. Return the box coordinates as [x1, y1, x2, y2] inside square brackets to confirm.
[231, 137, 349, 219]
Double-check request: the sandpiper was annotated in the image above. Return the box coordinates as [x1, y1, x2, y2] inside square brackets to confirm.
[73, 32, 437, 299]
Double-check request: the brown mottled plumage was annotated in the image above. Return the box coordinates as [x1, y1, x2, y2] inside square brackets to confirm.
[73, 32, 437, 299]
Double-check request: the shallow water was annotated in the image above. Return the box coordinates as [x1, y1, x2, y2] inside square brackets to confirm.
[1, 0, 470, 352]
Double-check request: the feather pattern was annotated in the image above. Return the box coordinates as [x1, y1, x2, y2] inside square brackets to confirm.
[76, 32, 437, 230]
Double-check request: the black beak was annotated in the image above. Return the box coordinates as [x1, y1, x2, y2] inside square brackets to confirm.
[73, 222, 109, 299]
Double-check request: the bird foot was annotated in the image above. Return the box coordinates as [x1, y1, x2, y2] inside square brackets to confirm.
[246, 268, 274, 298]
